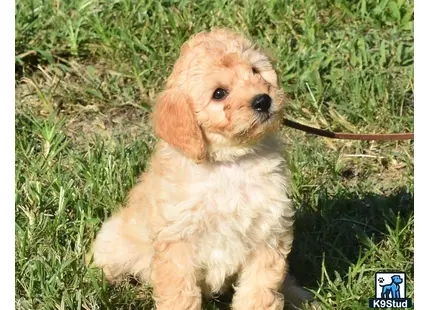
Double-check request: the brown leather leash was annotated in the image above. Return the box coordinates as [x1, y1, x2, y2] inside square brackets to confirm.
[283, 118, 414, 141]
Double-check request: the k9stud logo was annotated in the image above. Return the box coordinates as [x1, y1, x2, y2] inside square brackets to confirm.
[368, 272, 412, 308]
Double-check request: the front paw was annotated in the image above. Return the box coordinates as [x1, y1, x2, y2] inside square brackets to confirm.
[155, 296, 201, 310]
[232, 289, 284, 310]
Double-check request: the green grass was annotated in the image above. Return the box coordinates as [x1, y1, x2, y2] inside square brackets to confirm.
[15, 0, 414, 309]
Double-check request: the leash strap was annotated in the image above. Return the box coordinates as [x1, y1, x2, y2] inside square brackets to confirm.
[283, 118, 414, 141]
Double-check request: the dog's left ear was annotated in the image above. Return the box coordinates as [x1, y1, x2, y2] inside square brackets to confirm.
[152, 89, 206, 163]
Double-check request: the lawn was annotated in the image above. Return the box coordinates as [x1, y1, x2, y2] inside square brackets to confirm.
[15, 0, 414, 309]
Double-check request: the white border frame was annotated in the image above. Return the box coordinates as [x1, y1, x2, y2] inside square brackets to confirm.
[414, 0, 427, 309]
[1, 0, 16, 309]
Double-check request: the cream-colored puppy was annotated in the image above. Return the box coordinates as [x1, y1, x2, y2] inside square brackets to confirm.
[92, 28, 299, 310]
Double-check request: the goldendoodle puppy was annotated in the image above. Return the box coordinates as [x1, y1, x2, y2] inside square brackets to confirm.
[92, 28, 306, 310]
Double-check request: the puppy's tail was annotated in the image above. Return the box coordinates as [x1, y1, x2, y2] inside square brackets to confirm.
[282, 274, 321, 310]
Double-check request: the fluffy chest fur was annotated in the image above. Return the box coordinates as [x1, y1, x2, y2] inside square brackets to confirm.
[196, 157, 292, 292]
[152, 139, 294, 293]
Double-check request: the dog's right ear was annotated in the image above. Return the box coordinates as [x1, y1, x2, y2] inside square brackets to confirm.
[152, 89, 206, 163]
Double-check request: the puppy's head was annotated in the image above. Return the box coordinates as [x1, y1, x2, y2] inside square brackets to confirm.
[153, 28, 284, 163]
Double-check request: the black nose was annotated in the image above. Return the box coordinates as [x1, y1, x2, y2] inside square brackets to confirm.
[251, 94, 272, 113]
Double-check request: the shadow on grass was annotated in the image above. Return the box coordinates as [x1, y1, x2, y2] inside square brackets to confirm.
[208, 188, 413, 309]
[289, 188, 413, 289]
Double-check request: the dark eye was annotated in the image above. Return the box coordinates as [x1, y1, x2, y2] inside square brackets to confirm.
[252, 67, 258, 74]
[213, 88, 228, 100]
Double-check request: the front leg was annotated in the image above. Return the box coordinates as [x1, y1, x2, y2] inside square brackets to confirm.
[151, 241, 202, 310]
[394, 286, 400, 298]
[232, 244, 287, 310]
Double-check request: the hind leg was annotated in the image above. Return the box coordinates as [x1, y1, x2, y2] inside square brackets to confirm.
[381, 287, 389, 299]
[91, 208, 153, 282]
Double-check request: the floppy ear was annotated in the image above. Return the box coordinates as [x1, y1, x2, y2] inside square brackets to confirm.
[153, 90, 206, 162]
